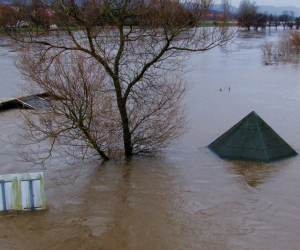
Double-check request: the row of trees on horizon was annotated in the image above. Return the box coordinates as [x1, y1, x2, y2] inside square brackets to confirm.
[1, 0, 300, 31]
[236, 0, 300, 30]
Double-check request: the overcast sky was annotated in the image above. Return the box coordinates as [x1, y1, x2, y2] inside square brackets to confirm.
[216, 0, 300, 8]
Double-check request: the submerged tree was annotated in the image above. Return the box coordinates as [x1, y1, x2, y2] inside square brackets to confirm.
[16, 51, 188, 163]
[2, 0, 236, 163]
[261, 31, 300, 67]
[237, 0, 257, 30]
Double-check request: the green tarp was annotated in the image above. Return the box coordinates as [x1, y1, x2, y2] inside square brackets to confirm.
[208, 111, 298, 162]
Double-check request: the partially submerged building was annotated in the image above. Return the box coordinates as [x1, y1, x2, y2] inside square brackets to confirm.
[0, 93, 49, 111]
[208, 111, 298, 162]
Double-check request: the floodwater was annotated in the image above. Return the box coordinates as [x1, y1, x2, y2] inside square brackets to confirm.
[1, 29, 300, 249]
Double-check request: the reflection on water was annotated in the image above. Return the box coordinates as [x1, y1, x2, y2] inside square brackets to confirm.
[0, 29, 300, 249]
[228, 160, 282, 187]
[263, 54, 300, 66]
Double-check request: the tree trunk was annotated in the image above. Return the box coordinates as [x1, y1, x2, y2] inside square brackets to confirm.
[81, 128, 109, 161]
[119, 105, 133, 157]
[123, 124, 132, 157]
[113, 76, 133, 157]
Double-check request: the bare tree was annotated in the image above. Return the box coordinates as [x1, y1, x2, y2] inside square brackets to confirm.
[237, 0, 257, 30]
[16, 52, 113, 163]
[262, 31, 300, 66]
[16, 50, 188, 163]
[270, 32, 300, 56]
[2, 0, 236, 163]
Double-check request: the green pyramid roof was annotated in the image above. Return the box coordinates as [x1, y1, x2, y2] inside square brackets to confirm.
[208, 111, 298, 162]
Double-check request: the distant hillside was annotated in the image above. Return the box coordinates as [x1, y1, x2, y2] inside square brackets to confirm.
[257, 5, 300, 16]
[213, 4, 300, 17]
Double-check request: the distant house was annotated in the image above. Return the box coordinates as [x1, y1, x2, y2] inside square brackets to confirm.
[205, 13, 225, 21]
[46, 8, 55, 16]
[215, 14, 224, 20]
[206, 13, 214, 21]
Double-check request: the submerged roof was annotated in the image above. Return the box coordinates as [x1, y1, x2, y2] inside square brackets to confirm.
[208, 111, 298, 162]
[0, 93, 49, 111]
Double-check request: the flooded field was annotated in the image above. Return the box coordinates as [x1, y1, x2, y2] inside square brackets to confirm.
[1, 29, 300, 249]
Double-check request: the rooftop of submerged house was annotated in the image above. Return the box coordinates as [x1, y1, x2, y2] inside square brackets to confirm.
[0, 93, 50, 111]
[208, 111, 298, 163]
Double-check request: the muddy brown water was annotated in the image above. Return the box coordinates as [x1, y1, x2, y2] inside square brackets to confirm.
[1, 29, 300, 249]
